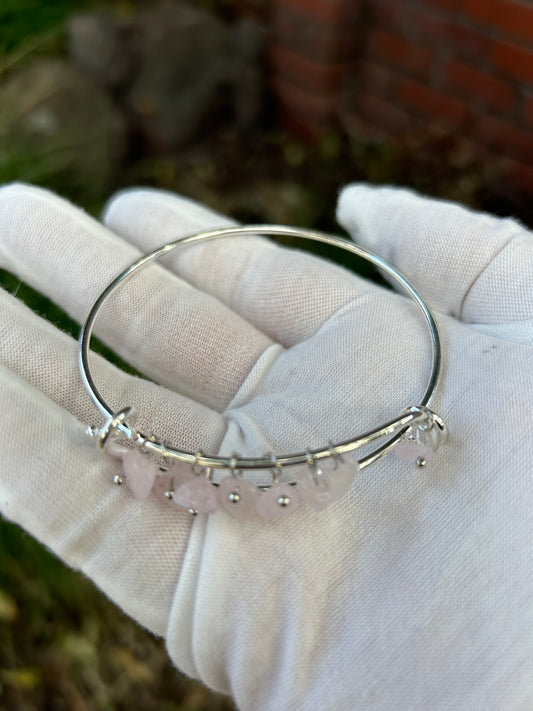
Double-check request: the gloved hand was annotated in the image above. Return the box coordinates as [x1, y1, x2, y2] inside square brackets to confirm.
[0, 183, 531, 711]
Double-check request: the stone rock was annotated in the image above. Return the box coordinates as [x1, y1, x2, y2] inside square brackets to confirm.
[125, 1, 233, 148]
[67, 12, 135, 91]
[65, 2, 265, 150]
[0, 59, 127, 199]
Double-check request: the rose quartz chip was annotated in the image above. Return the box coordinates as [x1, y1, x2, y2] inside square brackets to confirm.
[122, 450, 158, 500]
[298, 459, 357, 511]
[394, 438, 435, 464]
[106, 440, 129, 458]
[218, 476, 258, 520]
[256, 483, 299, 520]
[174, 477, 218, 513]
[153, 462, 193, 502]
[152, 472, 174, 502]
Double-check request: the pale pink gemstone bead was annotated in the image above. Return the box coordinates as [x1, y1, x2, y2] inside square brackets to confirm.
[256, 483, 299, 520]
[122, 450, 158, 500]
[298, 459, 357, 511]
[328, 459, 358, 498]
[218, 476, 258, 520]
[394, 438, 435, 464]
[106, 440, 129, 459]
[174, 477, 218, 513]
[152, 472, 174, 502]
[153, 462, 193, 502]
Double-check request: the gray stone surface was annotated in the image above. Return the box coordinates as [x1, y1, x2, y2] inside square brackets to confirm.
[125, 2, 233, 147]
[67, 12, 135, 90]
[66, 1, 265, 149]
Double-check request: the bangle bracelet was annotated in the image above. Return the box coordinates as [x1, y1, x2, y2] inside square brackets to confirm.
[79, 225, 447, 520]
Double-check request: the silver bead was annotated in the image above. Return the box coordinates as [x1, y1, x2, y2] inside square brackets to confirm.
[416, 456, 427, 468]
[188, 508, 199, 516]
[86, 425, 98, 438]
[278, 495, 291, 507]
[164, 490, 174, 500]
[113, 474, 123, 486]
[228, 491, 241, 504]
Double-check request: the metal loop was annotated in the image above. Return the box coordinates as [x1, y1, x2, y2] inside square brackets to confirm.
[159, 439, 174, 471]
[269, 452, 282, 484]
[139, 432, 158, 455]
[96, 406, 137, 451]
[230, 454, 243, 479]
[191, 451, 205, 476]
[327, 440, 341, 467]
[400, 406, 448, 447]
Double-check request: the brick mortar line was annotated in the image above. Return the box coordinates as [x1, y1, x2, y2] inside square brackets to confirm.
[392, 0, 533, 48]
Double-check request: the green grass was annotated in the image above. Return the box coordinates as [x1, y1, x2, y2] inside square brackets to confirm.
[0, 521, 235, 710]
[0, 0, 89, 53]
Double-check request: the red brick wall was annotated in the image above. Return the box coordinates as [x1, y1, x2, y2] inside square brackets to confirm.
[266, 0, 533, 190]
[268, 0, 360, 130]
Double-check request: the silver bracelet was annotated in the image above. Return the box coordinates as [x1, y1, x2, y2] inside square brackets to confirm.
[79, 225, 447, 520]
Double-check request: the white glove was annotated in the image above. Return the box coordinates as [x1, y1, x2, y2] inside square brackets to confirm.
[0, 183, 531, 711]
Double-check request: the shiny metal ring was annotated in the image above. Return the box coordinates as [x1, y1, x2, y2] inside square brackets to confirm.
[79, 224, 445, 476]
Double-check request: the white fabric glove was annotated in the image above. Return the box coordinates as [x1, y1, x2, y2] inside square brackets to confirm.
[0, 183, 531, 711]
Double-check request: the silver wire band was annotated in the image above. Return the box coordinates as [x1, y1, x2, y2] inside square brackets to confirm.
[79, 225, 444, 473]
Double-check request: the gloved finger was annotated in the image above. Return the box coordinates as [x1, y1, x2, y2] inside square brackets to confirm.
[103, 188, 382, 347]
[0, 286, 226, 452]
[0, 183, 272, 411]
[0, 363, 194, 637]
[337, 184, 533, 327]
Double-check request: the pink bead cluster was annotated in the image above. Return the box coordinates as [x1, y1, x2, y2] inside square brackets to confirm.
[97, 415, 441, 520]
[104, 440, 358, 520]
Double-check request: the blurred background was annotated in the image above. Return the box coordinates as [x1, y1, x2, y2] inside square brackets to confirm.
[0, 0, 532, 709]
